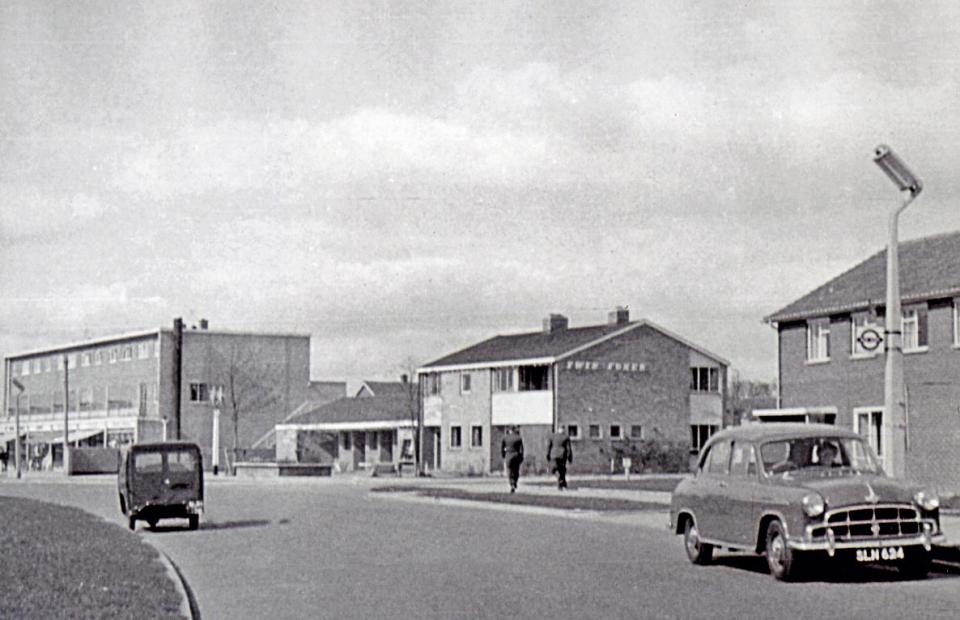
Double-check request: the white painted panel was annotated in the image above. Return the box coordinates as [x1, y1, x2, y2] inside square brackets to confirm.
[689, 393, 722, 425]
[491, 391, 553, 425]
[423, 396, 442, 426]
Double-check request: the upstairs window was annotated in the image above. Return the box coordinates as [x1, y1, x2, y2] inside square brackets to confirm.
[690, 424, 719, 455]
[137, 342, 150, 359]
[567, 424, 581, 440]
[690, 367, 720, 392]
[806, 318, 830, 362]
[492, 367, 514, 392]
[189, 383, 209, 403]
[424, 373, 441, 396]
[81, 352, 91, 367]
[518, 365, 550, 391]
[460, 373, 472, 394]
[630, 424, 644, 439]
[902, 306, 928, 352]
[609, 424, 622, 440]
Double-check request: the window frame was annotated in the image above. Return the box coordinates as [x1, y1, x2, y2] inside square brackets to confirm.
[629, 424, 644, 440]
[470, 424, 483, 448]
[460, 372, 472, 394]
[609, 424, 622, 440]
[850, 313, 882, 358]
[806, 318, 831, 363]
[588, 424, 602, 440]
[690, 424, 719, 455]
[567, 423, 581, 440]
[901, 306, 928, 353]
[188, 382, 209, 403]
[449, 425, 463, 449]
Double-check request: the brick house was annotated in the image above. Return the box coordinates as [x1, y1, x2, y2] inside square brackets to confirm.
[274, 380, 418, 473]
[417, 308, 728, 475]
[1, 320, 330, 471]
[765, 230, 960, 488]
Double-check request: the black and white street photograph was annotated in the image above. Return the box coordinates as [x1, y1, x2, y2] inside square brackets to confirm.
[3, 2, 960, 618]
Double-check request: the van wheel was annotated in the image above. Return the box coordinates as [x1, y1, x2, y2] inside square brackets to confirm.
[765, 520, 799, 581]
[684, 518, 713, 565]
[188, 515, 199, 531]
[147, 518, 158, 529]
[128, 516, 136, 531]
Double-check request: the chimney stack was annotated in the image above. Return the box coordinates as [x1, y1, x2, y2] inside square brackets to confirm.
[608, 306, 630, 325]
[543, 313, 569, 334]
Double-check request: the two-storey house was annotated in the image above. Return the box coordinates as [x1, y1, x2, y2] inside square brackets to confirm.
[417, 308, 729, 475]
[765, 230, 960, 488]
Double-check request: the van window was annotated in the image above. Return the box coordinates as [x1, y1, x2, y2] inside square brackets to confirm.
[168, 450, 197, 472]
[134, 453, 163, 472]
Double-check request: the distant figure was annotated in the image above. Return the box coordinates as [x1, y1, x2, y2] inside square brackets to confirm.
[546, 426, 573, 490]
[501, 426, 524, 493]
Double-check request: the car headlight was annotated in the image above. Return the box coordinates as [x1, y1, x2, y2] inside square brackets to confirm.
[802, 492, 825, 518]
[914, 490, 940, 511]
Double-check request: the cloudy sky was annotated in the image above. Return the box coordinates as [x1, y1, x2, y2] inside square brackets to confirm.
[4, 1, 960, 390]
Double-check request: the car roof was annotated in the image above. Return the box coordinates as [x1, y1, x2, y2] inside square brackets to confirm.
[704, 423, 860, 448]
[128, 441, 201, 452]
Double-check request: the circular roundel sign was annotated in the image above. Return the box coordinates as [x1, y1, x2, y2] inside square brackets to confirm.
[857, 328, 883, 351]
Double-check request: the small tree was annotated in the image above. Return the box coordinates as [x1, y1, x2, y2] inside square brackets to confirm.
[212, 342, 282, 473]
[397, 357, 421, 474]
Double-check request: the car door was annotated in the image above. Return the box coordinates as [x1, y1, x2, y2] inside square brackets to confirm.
[725, 441, 760, 547]
[697, 439, 732, 542]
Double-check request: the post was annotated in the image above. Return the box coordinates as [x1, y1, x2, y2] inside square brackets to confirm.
[12, 374, 24, 479]
[212, 407, 221, 475]
[63, 354, 70, 475]
[883, 191, 915, 478]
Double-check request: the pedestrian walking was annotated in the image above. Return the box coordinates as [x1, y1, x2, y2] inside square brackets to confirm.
[501, 426, 524, 493]
[546, 426, 573, 490]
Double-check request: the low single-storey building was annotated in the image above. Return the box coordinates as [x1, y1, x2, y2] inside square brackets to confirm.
[274, 380, 418, 473]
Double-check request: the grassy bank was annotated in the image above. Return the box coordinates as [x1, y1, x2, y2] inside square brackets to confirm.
[0, 496, 184, 619]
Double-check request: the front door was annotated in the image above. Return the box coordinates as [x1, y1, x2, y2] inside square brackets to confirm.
[726, 441, 759, 546]
[380, 431, 393, 463]
[353, 432, 366, 469]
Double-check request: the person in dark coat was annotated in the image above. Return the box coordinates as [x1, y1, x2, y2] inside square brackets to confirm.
[546, 426, 573, 490]
[501, 426, 524, 493]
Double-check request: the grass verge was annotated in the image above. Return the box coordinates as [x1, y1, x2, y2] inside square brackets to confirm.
[530, 477, 682, 493]
[370, 485, 666, 511]
[0, 495, 184, 619]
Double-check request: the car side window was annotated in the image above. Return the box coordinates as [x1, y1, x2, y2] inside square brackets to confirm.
[729, 442, 757, 478]
[705, 440, 731, 475]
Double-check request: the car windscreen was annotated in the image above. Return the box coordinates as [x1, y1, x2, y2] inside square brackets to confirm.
[759, 436, 881, 476]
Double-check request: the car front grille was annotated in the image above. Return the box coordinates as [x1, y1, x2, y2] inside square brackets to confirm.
[810, 504, 923, 541]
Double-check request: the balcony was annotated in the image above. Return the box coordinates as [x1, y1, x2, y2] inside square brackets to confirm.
[492, 391, 553, 425]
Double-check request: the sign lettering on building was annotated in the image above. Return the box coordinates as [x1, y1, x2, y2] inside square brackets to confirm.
[565, 360, 647, 373]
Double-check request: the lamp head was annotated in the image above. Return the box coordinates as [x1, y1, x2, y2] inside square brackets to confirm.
[874, 144, 922, 196]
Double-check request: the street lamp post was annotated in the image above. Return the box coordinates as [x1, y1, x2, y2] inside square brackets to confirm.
[873, 144, 923, 479]
[12, 377, 24, 479]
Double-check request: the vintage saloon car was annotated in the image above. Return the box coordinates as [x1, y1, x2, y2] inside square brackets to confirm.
[670, 424, 944, 580]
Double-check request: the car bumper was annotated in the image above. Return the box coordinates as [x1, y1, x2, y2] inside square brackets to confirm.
[790, 532, 945, 555]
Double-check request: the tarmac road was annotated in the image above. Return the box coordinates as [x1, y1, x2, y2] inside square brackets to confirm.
[3, 475, 960, 620]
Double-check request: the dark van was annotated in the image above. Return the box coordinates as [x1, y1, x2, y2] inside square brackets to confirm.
[118, 441, 204, 531]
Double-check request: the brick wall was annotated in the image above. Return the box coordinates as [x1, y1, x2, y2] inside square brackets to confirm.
[440, 370, 490, 474]
[557, 325, 696, 474]
[779, 299, 960, 489]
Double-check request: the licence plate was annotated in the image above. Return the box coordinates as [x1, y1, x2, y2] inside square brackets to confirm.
[855, 546, 904, 562]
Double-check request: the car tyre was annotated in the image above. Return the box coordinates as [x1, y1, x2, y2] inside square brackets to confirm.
[188, 515, 199, 531]
[684, 518, 713, 565]
[147, 518, 158, 529]
[900, 549, 931, 579]
[765, 520, 799, 581]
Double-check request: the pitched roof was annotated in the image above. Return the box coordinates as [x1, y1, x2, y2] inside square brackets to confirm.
[766, 230, 960, 324]
[420, 322, 637, 369]
[355, 381, 412, 399]
[285, 393, 414, 426]
[419, 319, 729, 369]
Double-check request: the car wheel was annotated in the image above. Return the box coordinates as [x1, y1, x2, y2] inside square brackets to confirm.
[765, 520, 798, 581]
[147, 518, 158, 529]
[683, 518, 713, 565]
[188, 515, 199, 531]
[900, 549, 931, 579]
[128, 516, 136, 531]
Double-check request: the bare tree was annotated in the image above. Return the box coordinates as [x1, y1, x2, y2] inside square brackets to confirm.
[397, 356, 421, 474]
[212, 341, 283, 472]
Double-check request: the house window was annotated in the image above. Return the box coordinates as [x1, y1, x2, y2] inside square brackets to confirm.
[588, 424, 602, 439]
[630, 424, 643, 439]
[33, 359, 41, 374]
[189, 383, 209, 403]
[68, 353, 78, 368]
[471, 425, 483, 448]
[806, 318, 830, 362]
[855, 409, 884, 458]
[567, 424, 580, 439]
[81, 352, 91, 367]
[460, 373, 472, 394]
[690, 367, 720, 392]
[902, 307, 928, 352]
[424, 373, 441, 396]
[450, 425, 462, 449]
[44, 357, 52, 372]
[518, 365, 550, 391]
[609, 424, 622, 440]
[851, 313, 882, 357]
[94, 350, 103, 365]
[492, 367, 514, 392]
[108, 348, 118, 364]
[21, 361, 29, 376]
[137, 342, 150, 359]
[690, 424, 719, 454]
[120, 346, 133, 362]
